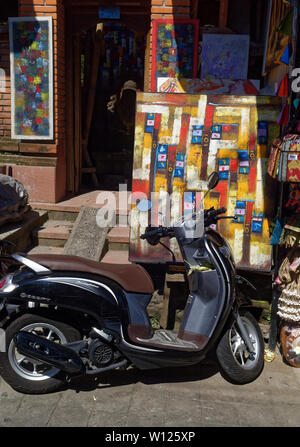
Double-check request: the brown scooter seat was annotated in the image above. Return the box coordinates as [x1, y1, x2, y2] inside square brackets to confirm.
[27, 254, 154, 294]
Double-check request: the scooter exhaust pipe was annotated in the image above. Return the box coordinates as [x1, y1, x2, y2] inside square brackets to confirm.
[14, 331, 85, 375]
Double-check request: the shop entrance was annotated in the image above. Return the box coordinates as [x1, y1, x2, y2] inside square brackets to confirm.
[83, 22, 146, 191]
[65, 2, 150, 194]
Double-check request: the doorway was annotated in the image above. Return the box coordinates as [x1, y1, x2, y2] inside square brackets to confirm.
[66, 15, 148, 194]
[82, 22, 146, 191]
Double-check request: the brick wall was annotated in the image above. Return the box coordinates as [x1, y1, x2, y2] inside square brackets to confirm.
[0, 30, 11, 139]
[18, 0, 66, 156]
[1, 0, 190, 142]
[0, 0, 65, 154]
[148, 0, 191, 90]
[0, 0, 191, 201]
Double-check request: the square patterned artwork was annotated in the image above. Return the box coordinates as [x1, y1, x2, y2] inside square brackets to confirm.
[151, 19, 199, 92]
[9, 17, 53, 139]
[129, 92, 282, 271]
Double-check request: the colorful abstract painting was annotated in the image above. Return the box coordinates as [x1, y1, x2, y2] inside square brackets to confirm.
[9, 17, 53, 139]
[201, 34, 250, 80]
[157, 77, 260, 95]
[151, 19, 199, 92]
[129, 92, 282, 271]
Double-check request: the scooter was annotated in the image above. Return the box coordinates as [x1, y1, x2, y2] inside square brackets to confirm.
[0, 240, 18, 279]
[0, 172, 264, 394]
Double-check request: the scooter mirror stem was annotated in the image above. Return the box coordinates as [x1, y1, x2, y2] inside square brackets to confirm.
[201, 171, 220, 207]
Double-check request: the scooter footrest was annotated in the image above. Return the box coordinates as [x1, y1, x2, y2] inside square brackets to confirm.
[136, 330, 199, 351]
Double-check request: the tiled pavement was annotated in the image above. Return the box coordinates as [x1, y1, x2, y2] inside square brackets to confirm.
[0, 348, 300, 427]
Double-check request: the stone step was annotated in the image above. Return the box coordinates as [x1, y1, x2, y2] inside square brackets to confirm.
[101, 249, 130, 264]
[31, 207, 78, 222]
[33, 220, 73, 247]
[107, 226, 130, 250]
[26, 245, 65, 255]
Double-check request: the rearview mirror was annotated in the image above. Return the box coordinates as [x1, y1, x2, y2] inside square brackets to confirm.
[207, 171, 219, 191]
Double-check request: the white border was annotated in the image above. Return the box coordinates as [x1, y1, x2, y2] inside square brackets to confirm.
[9, 16, 54, 140]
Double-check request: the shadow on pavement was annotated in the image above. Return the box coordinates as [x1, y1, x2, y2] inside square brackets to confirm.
[67, 357, 220, 393]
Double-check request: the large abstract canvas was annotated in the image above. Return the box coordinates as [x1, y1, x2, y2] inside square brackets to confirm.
[9, 17, 53, 140]
[157, 77, 260, 95]
[151, 19, 199, 92]
[129, 92, 282, 271]
[201, 34, 250, 80]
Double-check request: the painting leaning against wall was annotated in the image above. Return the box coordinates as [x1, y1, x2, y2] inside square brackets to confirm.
[9, 17, 53, 140]
[129, 92, 282, 271]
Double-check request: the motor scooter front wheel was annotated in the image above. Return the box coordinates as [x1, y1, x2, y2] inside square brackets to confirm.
[216, 310, 264, 384]
[0, 313, 81, 394]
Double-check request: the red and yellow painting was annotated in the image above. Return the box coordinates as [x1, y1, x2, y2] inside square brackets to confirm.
[129, 92, 282, 271]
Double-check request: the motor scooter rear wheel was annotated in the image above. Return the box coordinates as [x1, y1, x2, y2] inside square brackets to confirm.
[216, 310, 264, 384]
[0, 313, 81, 394]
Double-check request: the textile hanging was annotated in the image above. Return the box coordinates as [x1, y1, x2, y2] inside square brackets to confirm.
[264, 0, 292, 75]
[277, 248, 300, 367]
[276, 248, 300, 322]
[267, 134, 300, 182]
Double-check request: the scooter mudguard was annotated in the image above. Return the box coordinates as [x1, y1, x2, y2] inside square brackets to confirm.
[0, 269, 201, 369]
[0, 268, 156, 349]
[0, 269, 126, 331]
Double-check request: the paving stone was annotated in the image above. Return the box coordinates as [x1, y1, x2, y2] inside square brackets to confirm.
[88, 410, 128, 427]
[2, 394, 59, 427]
[47, 399, 93, 427]
[272, 403, 300, 427]
[163, 397, 202, 427]
[89, 385, 134, 413]
[236, 402, 278, 427]
[126, 410, 166, 427]
[1, 350, 300, 427]
[201, 400, 241, 426]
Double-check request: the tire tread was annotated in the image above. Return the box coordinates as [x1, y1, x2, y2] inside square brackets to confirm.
[0, 313, 80, 394]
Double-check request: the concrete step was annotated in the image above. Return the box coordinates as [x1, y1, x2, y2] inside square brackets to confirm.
[32, 208, 78, 222]
[101, 249, 130, 264]
[107, 226, 130, 250]
[26, 245, 64, 255]
[33, 220, 73, 247]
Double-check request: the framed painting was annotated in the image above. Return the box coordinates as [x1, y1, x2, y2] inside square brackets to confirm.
[129, 92, 282, 272]
[9, 17, 53, 140]
[157, 77, 261, 95]
[201, 34, 250, 80]
[151, 19, 199, 92]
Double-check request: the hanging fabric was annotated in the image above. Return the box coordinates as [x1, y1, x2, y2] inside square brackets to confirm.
[276, 248, 300, 321]
[268, 134, 300, 181]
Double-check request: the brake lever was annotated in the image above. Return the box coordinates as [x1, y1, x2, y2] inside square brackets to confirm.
[216, 216, 238, 221]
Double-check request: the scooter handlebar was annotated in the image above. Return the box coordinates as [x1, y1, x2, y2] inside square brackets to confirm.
[140, 226, 171, 246]
[140, 207, 228, 242]
[140, 227, 161, 239]
[213, 207, 227, 216]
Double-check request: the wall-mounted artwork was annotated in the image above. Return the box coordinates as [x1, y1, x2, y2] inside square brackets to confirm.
[201, 34, 250, 80]
[151, 19, 199, 92]
[129, 92, 282, 271]
[9, 17, 53, 140]
[157, 77, 260, 95]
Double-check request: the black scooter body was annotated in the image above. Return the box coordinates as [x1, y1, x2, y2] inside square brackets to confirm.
[0, 225, 236, 370]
